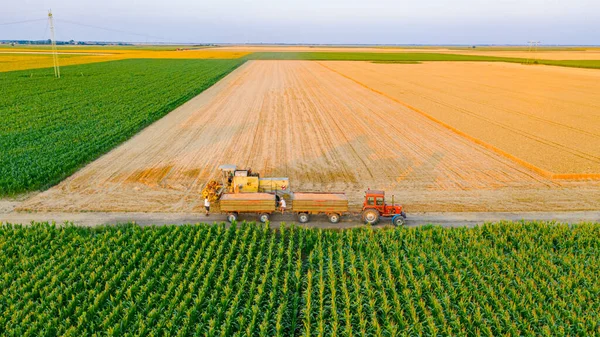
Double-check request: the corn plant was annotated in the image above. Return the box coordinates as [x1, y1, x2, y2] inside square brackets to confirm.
[0, 221, 598, 336]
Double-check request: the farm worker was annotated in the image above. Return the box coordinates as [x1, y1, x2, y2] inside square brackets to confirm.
[204, 197, 210, 216]
[280, 198, 286, 214]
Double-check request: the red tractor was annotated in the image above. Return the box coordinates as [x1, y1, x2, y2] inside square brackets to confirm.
[361, 189, 406, 226]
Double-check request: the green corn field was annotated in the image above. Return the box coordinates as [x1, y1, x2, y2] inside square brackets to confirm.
[0, 221, 598, 336]
[0, 59, 242, 196]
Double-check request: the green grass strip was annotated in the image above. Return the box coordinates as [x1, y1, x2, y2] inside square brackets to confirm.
[245, 52, 600, 69]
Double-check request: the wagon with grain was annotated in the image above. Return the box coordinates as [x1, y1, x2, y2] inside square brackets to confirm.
[220, 193, 277, 223]
[292, 192, 349, 223]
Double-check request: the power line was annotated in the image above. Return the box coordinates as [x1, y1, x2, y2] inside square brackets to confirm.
[0, 18, 46, 26]
[0, 9, 48, 16]
[42, 18, 49, 40]
[2, 12, 173, 43]
[56, 19, 167, 41]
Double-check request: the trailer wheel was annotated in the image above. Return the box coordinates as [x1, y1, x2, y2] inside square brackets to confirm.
[328, 213, 341, 224]
[259, 213, 270, 223]
[362, 209, 380, 225]
[298, 213, 310, 223]
[227, 213, 239, 223]
[392, 214, 405, 227]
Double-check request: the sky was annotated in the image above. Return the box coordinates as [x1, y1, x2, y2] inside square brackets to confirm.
[2, 0, 599, 45]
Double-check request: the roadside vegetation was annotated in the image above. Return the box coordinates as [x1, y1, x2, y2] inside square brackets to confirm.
[0, 221, 598, 336]
[0, 59, 243, 196]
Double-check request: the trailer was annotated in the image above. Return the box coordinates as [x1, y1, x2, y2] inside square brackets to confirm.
[292, 192, 349, 223]
[220, 193, 277, 223]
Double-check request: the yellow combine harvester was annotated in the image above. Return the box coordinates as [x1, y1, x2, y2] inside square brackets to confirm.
[201, 164, 290, 202]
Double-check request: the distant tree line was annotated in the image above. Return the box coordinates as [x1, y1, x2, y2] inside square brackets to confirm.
[0, 39, 132, 46]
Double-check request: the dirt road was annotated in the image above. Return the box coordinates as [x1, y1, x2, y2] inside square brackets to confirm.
[2, 209, 599, 228]
[19, 60, 600, 213]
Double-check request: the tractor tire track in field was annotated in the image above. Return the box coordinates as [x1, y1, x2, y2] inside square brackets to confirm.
[20, 61, 600, 213]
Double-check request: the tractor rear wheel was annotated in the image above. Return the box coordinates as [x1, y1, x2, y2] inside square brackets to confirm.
[259, 213, 270, 223]
[362, 209, 380, 225]
[328, 213, 341, 224]
[298, 213, 310, 223]
[227, 212, 239, 223]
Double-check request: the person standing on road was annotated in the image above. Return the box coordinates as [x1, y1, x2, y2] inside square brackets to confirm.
[204, 197, 210, 216]
[279, 197, 286, 214]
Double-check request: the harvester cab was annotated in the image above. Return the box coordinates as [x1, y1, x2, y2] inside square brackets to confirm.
[200, 164, 237, 203]
[361, 189, 406, 226]
[219, 164, 237, 187]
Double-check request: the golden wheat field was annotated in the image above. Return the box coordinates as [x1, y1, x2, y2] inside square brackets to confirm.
[0, 50, 249, 72]
[20, 60, 600, 213]
[322, 61, 600, 178]
[0, 54, 121, 72]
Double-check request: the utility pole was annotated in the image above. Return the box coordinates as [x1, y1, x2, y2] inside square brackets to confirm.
[532, 41, 540, 64]
[48, 9, 60, 78]
[526, 40, 540, 65]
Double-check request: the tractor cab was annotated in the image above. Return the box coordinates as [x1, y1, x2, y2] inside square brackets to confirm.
[362, 189, 406, 226]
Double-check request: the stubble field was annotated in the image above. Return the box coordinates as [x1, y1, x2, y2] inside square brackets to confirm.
[322, 61, 600, 178]
[20, 60, 600, 213]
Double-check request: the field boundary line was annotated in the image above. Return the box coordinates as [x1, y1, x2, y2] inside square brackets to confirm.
[317, 61, 600, 181]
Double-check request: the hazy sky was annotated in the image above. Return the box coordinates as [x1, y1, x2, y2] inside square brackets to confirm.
[2, 0, 599, 44]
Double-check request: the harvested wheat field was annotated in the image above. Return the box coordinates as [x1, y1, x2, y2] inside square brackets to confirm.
[323, 61, 600, 178]
[20, 60, 600, 213]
